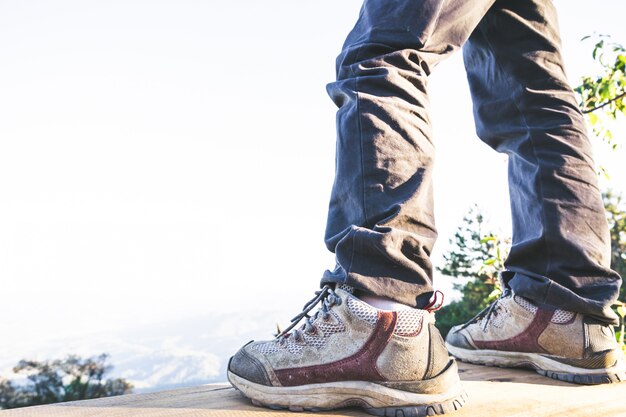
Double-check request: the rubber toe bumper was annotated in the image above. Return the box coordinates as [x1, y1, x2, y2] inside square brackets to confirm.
[445, 327, 474, 350]
[228, 344, 272, 386]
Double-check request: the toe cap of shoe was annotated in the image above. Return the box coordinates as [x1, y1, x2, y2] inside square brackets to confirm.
[228, 343, 272, 386]
[445, 326, 474, 350]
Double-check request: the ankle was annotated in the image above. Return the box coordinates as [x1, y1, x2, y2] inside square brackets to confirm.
[354, 291, 414, 311]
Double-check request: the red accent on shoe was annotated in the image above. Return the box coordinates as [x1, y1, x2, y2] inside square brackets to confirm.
[424, 290, 445, 312]
[274, 311, 398, 386]
[473, 309, 555, 353]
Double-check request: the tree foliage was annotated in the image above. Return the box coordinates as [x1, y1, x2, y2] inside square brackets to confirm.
[435, 207, 509, 338]
[0, 354, 132, 409]
[575, 35, 626, 147]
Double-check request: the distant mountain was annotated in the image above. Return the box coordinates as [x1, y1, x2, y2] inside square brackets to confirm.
[0, 309, 285, 393]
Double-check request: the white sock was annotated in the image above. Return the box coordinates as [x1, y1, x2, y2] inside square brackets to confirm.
[355, 292, 414, 311]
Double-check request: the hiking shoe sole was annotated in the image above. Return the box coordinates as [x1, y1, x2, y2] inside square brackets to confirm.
[228, 370, 467, 416]
[446, 343, 626, 385]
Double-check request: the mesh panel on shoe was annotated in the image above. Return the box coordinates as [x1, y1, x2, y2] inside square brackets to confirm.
[514, 295, 575, 324]
[315, 310, 346, 335]
[302, 310, 346, 350]
[253, 342, 282, 355]
[514, 295, 538, 313]
[302, 333, 326, 349]
[338, 284, 355, 294]
[551, 309, 575, 324]
[285, 339, 304, 355]
[488, 305, 510, 328]
[347, 295, 427, 336]
[254, 310, 346, 356]
[394, 309, 425, 336]
[347, 296, 378, 325]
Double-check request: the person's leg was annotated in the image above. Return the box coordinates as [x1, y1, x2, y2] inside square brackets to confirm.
[464, 0, 621, 325]
[446, 0, 625, 384]
[322, 0, 496, 308]
[229, 0, 500, 413]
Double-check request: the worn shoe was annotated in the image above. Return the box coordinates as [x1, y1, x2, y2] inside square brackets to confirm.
[445, 289, 626, 384]
[228, 285, 467, 416]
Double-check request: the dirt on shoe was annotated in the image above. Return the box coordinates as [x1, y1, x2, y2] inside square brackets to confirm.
[228, 285, 467, 416]
[445, 290, 626, 385]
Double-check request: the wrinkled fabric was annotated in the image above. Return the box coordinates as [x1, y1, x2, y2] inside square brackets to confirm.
[321, 0, 622, 324]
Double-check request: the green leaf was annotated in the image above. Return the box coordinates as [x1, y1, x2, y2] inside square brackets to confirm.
[599, 83, 610, 99]
[617, 304, 626, 319]
[480, 236, 495, 244]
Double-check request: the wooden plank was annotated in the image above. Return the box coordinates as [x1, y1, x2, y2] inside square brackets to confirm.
[2, 363, 625, 417]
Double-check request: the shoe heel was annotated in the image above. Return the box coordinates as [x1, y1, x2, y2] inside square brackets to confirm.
[375, 358, 461, 394]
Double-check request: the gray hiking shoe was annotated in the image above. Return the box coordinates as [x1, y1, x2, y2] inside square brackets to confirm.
[445, 289, 626, 384]
[228, 285, 467, 416]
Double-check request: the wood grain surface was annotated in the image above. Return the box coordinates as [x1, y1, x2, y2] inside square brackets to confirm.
[2, 362, 625, 417]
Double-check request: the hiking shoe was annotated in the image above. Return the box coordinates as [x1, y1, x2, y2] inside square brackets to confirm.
[228, 285, 467, 416]
[445, 289, 626, 384]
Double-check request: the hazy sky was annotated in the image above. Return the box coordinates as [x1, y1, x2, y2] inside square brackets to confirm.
[1, 0, 625, 349]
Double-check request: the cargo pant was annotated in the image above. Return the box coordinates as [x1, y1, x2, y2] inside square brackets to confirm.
[321, 0, 622, 324]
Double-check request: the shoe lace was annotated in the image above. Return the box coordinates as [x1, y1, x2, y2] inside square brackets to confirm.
[460, 288, 511, 332]
[277, 284, 341, 344]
